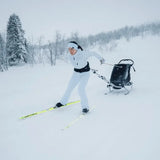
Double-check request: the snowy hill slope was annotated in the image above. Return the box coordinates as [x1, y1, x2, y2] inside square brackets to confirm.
[0, 35, 160, 160]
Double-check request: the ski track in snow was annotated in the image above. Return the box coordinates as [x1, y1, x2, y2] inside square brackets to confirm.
[0, 35, 160, 160]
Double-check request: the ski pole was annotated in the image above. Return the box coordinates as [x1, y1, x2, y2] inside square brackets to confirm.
[102, 62, 115, 66]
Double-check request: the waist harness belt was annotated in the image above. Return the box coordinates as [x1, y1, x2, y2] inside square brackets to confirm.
[74, 62, 90, 73]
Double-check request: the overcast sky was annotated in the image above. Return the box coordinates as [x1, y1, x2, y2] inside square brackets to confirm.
[0, 0, 160, 42]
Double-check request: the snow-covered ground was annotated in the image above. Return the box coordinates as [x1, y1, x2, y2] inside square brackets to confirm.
[0, 35, 160, 160]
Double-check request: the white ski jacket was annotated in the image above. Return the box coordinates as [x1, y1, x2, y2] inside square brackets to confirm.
[68, 49, 103, 69]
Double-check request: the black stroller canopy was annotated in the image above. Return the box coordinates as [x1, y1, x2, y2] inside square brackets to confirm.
[110, 59, 135, 89]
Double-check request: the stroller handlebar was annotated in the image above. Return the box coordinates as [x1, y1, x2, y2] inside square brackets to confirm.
[118, 59, 134, 66]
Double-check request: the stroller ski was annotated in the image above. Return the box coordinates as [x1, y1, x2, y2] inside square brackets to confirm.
[91, 59, 135, 95]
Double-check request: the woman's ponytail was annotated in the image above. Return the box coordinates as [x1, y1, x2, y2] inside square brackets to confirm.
[78, 45, 83, 51]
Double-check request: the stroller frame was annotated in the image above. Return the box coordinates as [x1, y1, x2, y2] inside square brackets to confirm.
[91, 59, 135, 95]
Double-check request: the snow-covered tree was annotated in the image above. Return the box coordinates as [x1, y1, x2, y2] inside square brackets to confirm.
[6, 14, 28, 66]
[0, 33, 7, 71]
[47, 32, 63, 66]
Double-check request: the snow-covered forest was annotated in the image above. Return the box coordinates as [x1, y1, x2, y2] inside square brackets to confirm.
[0, 13, 160, 71]
[1, 30, 160, 160]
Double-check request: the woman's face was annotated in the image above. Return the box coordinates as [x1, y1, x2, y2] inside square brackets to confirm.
[68, 48, 77, 55]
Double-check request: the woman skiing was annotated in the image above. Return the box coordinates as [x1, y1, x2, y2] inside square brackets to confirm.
[56, 41, 105, 113]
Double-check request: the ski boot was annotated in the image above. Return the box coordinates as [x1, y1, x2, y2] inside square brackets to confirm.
[82, 108, 89, 113]
[56, 102, 64, 108]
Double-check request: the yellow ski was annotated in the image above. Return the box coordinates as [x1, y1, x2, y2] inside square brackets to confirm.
[19, 100, 80, 119]
[62, 106, 95, 130]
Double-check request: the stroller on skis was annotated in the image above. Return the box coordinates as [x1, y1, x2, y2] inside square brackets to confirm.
[91, 59, 136, 95]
